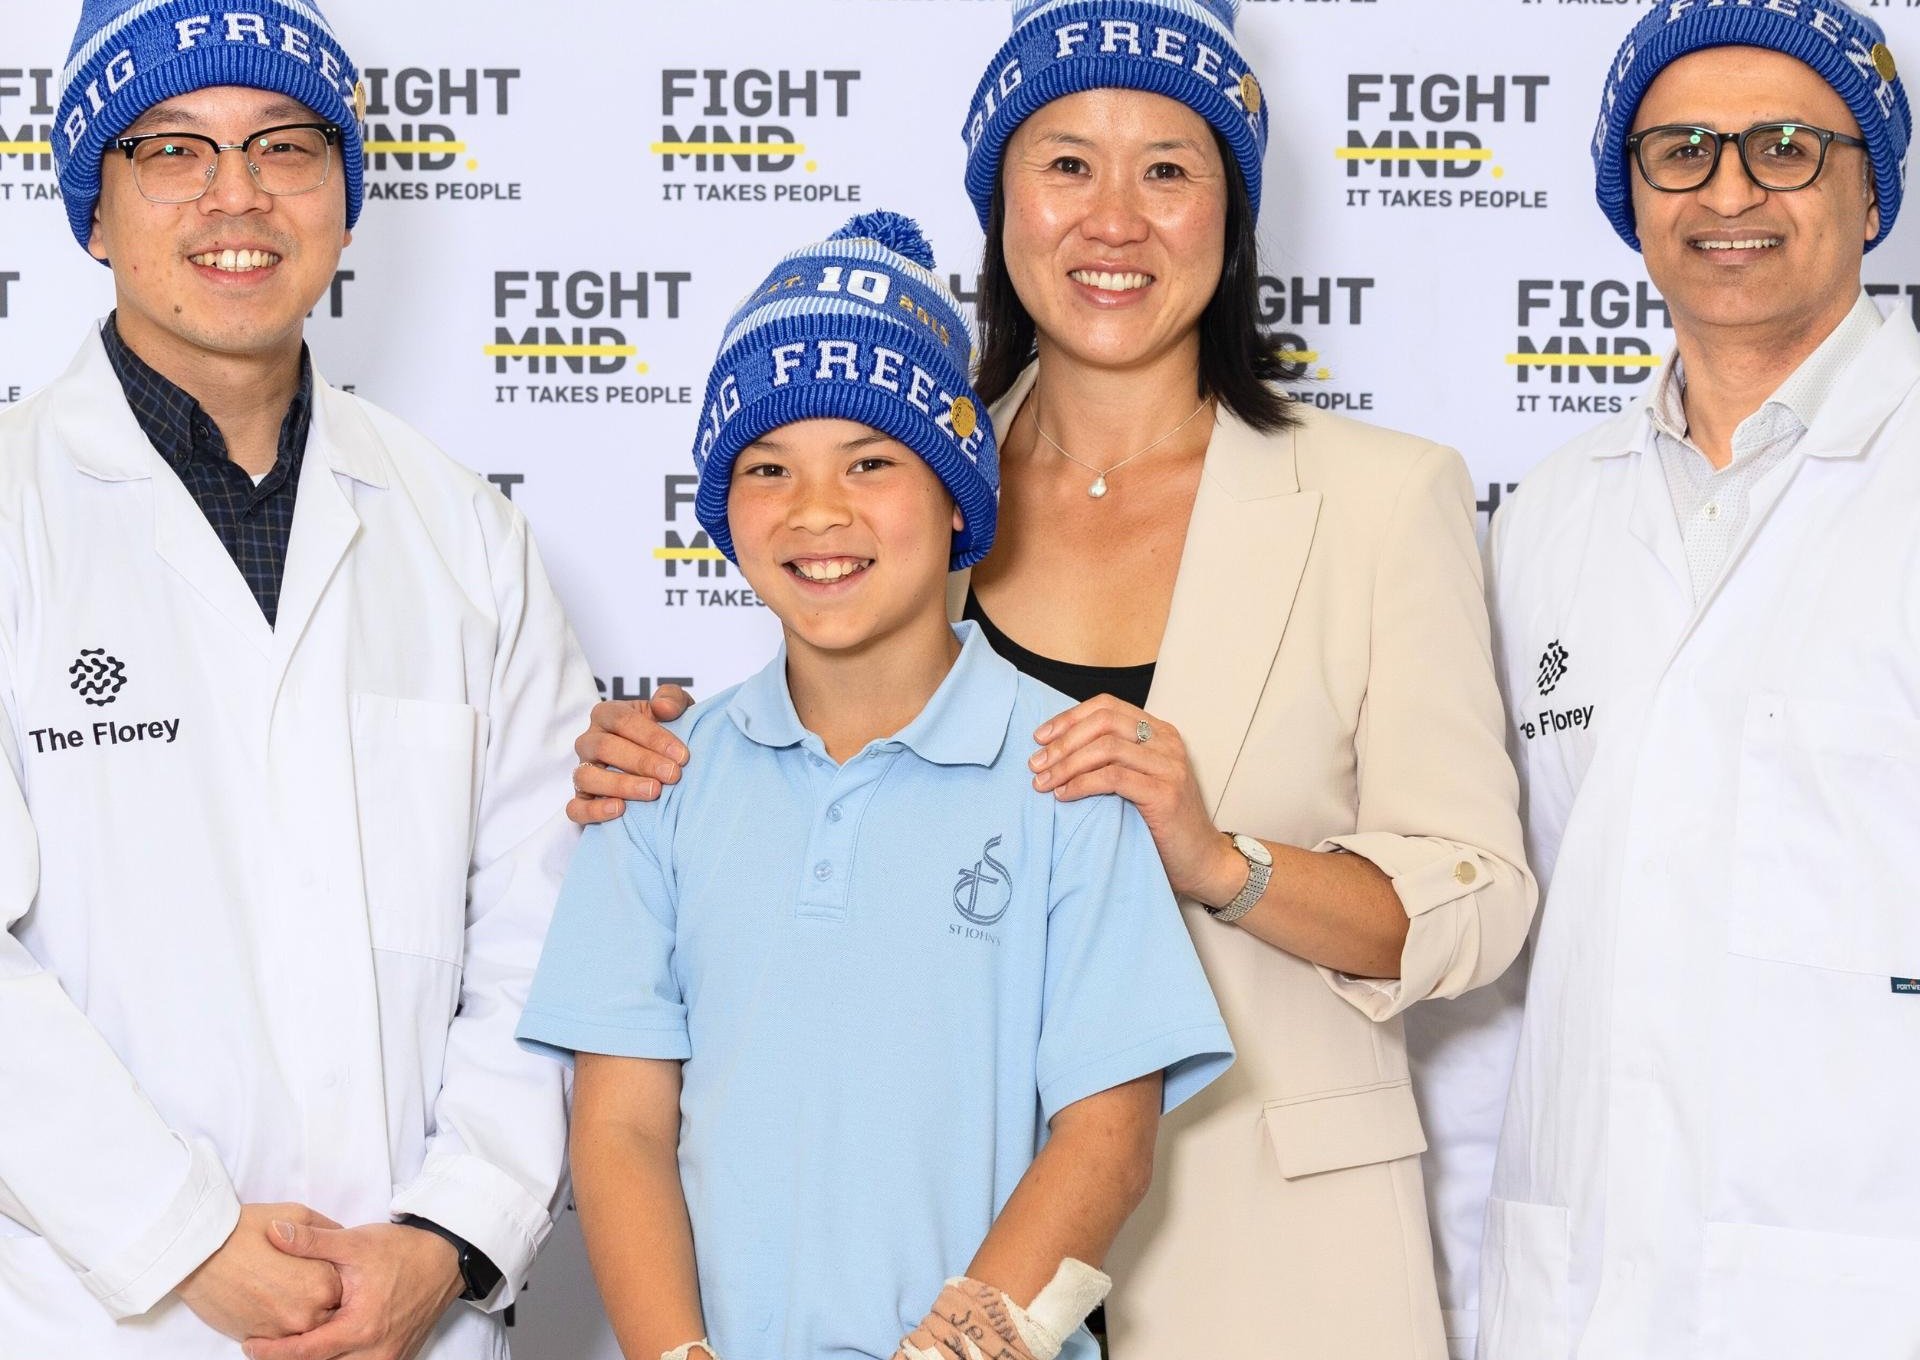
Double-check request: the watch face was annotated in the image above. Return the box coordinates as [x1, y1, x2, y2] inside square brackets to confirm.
[1232, 833, 1273, 867]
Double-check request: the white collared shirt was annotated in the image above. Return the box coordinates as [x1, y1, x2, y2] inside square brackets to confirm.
[1647, 291, 1882, 602]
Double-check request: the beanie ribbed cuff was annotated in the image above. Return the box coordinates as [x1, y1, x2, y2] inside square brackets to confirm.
[961, 0, 1268, 227]
[1593, 2, 1910, 252]
[56, 0, 363, 257]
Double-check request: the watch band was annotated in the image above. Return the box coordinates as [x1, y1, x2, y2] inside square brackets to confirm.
[1207, 833, 1272, 924]
[395, 1214, 503, 1302]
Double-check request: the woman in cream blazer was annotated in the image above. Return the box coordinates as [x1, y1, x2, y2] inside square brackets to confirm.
[947, 3, 1536, 1354]
[951, 365, 1531, 1357]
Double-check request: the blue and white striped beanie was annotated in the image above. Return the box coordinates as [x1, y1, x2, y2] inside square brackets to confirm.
[961, 0, 1268, 228]
[1594, 0, 1910, 252]
[55, 0, 364, 256]
[692, 212, 998, 571]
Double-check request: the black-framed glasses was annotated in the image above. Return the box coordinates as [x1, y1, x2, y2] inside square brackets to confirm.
[109, 123, 340, 204]
[1627, 121, 1868, 193]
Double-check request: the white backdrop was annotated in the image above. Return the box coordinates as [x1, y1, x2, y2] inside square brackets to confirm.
[7, 0, 1920, 1355]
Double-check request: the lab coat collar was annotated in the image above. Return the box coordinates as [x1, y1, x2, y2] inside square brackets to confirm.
[53, 321, 390, 490]
[1595, 306, 1920, 462]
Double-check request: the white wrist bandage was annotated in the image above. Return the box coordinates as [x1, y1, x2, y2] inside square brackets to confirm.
[1007, 1258, 1112, 1360]
[660, 1341, 715, 1360]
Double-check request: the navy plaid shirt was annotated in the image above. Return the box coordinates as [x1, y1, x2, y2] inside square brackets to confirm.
[100, 313, 312, 627]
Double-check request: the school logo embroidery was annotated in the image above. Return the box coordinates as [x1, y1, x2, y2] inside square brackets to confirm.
[68, 649, 127, 707]
[953, 834, 1012, 927]
[1536, 639, 1570, 696]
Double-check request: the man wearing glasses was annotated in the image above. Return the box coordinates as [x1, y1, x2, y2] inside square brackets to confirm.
[1475, 3, 1920, 1356]
[0, 2, 592, 1357]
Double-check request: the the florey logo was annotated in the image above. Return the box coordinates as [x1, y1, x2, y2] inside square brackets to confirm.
[953, 834, 1012, 927]
[68, 648, 126, 706]
[1536, 640, 1570, 697]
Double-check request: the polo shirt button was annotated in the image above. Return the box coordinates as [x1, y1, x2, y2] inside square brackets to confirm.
[827, 804, 843, 823]
[814, 861, 833, 881]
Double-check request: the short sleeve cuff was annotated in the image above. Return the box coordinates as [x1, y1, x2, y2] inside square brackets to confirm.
[514, 1007, 692, 1066]
[1038, 1022, 1234, 1125]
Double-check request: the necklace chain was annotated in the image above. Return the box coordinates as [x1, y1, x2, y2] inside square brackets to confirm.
[1033, 394, 1212, 499]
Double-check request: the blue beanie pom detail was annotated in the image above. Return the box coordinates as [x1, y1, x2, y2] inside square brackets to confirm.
[830, 211, 938, 271]
[960, 0, 1269, 229]
[1592, 1, 1911, 252]
[691, 212, 998, 572]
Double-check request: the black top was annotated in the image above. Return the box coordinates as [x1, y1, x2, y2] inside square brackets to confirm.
[964, 589, 1157, 710]
[100, 312, 313, 627]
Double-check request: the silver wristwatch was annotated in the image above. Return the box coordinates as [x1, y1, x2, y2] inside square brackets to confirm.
[1207, 833, 1272, 924]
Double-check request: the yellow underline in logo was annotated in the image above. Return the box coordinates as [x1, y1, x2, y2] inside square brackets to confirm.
[1277, 350, 1319, 363]
[1504, 353, 1663, 367]
[654, 547, 726, 561]
[1334, 147, 1495, 161]
[0, 141, 52, 154]
[484, 343, 638, 358]
[649, 141, 808, 155]
[364, 140, 469, 153]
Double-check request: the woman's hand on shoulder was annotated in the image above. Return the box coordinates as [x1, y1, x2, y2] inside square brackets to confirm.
[1031, 696, 1239, 904]
[566, 686, 694, 825]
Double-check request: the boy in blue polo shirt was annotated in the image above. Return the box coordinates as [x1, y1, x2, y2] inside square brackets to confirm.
[516, 214, 1231, 1360]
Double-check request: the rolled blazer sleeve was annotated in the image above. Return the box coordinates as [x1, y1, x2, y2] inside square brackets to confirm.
[1314, 444, 1537, 1021]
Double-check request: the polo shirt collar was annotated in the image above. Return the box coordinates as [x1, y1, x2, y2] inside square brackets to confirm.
[727, 621, 1018, 768]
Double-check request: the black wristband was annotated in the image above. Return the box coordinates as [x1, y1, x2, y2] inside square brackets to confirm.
[394, 1214, 503, 1302]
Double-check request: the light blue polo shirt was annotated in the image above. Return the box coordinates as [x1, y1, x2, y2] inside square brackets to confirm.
[518, 622, 1232, 1360]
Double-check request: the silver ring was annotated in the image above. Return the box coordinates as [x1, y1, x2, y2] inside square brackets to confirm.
[1135, 719, 1153, 744]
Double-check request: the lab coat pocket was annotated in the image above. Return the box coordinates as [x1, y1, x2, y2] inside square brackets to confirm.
[1474, 1199, 1569, 1360]
[1730, 694, 1920, 976]
[350, 693, 486, 964]
[1699, 1221, 1920, 1358]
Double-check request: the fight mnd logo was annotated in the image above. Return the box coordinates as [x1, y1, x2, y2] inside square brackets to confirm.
[487, 267, 694, 408]
[360, 65, 524, 204]
[1340, 70, 1551, 212]
[1258, 274, 1378, 415]
[0, 64, 57, 201]
[654, 66, 864, 207]
[1509, 278, 1671, 418]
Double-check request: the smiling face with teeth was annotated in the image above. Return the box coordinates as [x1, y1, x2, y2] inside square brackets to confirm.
[1630, 47, 1878, 346]
[1000, 88, 1228, 382]
[88, 84, 350, 382]
[727, 418, 965, 667]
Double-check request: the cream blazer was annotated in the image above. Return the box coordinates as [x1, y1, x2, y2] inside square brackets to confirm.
[951, 368, 1536, 1358]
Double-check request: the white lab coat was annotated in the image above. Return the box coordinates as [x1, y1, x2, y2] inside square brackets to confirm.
[1475, 307, 1920, 1359]
[0, 328, 593, 1358]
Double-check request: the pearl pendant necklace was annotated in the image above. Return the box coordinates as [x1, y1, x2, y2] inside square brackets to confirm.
[1034, 395, 1212, 499]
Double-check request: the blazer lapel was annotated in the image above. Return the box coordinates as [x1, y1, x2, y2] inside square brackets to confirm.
[1149, 407, 1321, 816]
[966, 368, 1321, 814]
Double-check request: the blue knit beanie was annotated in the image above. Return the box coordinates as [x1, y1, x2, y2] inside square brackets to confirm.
[55, 0, 364, 257]
[1594, 0, 1910, 251]
[961, 0, 1268, 228]
[692, 212, 998, 571]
